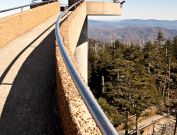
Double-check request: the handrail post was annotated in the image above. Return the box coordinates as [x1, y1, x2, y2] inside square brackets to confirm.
[21, 7, 23, 13]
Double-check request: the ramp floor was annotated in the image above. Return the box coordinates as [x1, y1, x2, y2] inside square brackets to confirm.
[0, 14, 62, 135]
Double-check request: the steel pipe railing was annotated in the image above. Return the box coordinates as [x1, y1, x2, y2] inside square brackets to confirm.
[0, 0, 55, 13]
[55, 1, 119, 135]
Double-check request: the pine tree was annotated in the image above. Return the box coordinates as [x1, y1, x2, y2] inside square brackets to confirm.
[88, 38, 164, 134]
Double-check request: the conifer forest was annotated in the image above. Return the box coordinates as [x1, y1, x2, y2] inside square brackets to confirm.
[88, 32, 177, 135]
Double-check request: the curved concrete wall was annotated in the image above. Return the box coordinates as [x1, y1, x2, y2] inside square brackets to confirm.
[60, 2, 87, 55]
[56, 46, 101, 135]
[56, 2, 102, 134]
[0, 2, 60, 48]
[56, 2, 121, 134]
[59, 2, 121, 55]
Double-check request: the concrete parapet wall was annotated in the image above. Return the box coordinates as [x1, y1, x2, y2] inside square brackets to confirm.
[60, 2, 87, 55]
[56, 3, 102, 134]
[87, 2, 121, 15]
[60, 1, 121, 54]
[56, 45, 101, 135]
[0, 2, 60, 48]
[55, 1, 122, 134]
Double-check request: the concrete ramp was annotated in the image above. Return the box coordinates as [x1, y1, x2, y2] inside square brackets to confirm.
[0, 14, 62, 135]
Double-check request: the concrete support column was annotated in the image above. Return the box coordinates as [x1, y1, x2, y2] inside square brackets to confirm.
[74, 17, 88, 84]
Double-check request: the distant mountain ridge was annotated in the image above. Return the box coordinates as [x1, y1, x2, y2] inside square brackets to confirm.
[88, 19, 177, 44]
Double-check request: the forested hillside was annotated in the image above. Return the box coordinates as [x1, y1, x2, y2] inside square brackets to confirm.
[88, 32, 177, 134]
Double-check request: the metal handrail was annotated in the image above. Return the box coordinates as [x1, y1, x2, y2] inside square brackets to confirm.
[0, 0, 55, 13]
[55, 1, 119, 135]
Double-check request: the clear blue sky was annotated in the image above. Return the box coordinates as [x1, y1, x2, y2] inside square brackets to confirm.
[122, 0, 177, 20]
[0, 0, 177, 20]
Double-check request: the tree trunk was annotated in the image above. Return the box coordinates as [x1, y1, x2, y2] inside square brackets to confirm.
[125, 111, 129, 135]
[174, 111, 177, 135]
[135, 115, 139, 135]
[168, 57, 171, 78]
[102, 76, 105, 93]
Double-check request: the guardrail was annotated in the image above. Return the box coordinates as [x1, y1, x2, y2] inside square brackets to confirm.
[0, 0, 55, 13]
[55, 1, 119, 135]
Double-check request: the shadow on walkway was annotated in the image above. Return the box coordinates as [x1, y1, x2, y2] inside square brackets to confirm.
[0, 30, 62, 135]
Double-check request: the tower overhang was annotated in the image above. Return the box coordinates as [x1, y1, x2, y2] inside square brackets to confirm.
[86, 2, 121, 16]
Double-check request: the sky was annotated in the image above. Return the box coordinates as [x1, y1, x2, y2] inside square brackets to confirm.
[0, 0, 31, 10]
[122, 0, 177, 20]
[0, 0, 177, 20]
[89, 0, 177, 21]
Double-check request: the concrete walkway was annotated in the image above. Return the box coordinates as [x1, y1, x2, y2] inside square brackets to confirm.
[0, 14, 62, 135]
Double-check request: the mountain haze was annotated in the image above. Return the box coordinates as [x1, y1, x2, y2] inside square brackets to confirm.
[88, 19, 177, 44]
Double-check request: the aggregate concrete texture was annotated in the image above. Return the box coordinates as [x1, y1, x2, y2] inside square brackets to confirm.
[0, 1, 122, 134]
[56, 2, 102, 134]
[56, 45, 102, 135]
[60, 2, 87, 55]
[0, 14, 62, 135]
[56, 1, 121, 134]
[60, 1, 121, 55]
[0, 2, 60, 48]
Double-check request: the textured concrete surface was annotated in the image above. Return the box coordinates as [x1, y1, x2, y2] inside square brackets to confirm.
[56, 1, 121, 134]
[60, 1, 121, 83]
[0, 15, 58, 112]
[55, 2, 122, 134]
[56, 46, 102, 135]
[56, 2, 102, 134]
[0, 2, 60, 48]
[0, 14, 62, 135]
[74, 18, 88, 84]
[0, 1, 122, 135]
[60, 2, 87, 55]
